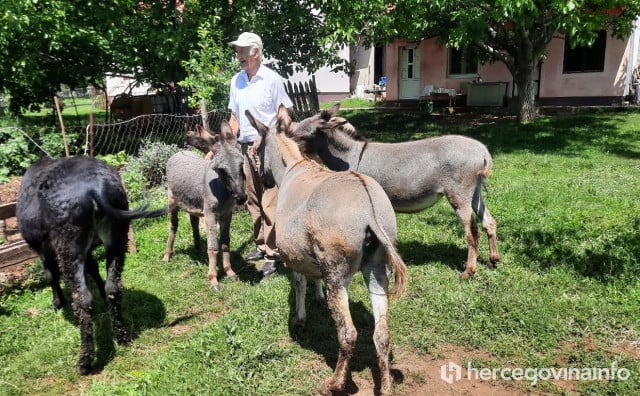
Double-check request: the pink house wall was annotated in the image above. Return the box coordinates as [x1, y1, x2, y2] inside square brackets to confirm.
[384, 33, 633, 103]
[540, 34, 630, 99]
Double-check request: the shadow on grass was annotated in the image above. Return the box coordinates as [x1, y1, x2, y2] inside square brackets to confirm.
[338, 108, 640, 160]
[60, 286, 166, 373]
[285, 273, 405, 395]
[397, 240, 467, 272]
[167, 234, 264, 285]
[511, 220, 640, 281]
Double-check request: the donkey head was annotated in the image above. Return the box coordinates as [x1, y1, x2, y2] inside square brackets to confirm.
[245, 109, 277, 189]
[191, 122, 246, 205]
[289, 103, 357, 160]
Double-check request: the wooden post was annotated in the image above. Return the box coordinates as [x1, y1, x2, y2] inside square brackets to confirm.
[200, 99, 208, 129]
[53, 96, 70, 157]
[89, 111, 94, 157]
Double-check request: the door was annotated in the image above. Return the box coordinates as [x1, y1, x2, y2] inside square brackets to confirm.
[399, 47, 421, 99]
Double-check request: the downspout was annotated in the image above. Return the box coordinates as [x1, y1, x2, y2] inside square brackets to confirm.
[624, 16, 640, 98]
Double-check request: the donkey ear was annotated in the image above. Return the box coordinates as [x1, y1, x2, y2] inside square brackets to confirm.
[219, 119, 237, 143]
[196, 124, 214, 139]
[276, 104, 292, 134]
[186, 126, 213, 154]
[245, 110, 269, 138]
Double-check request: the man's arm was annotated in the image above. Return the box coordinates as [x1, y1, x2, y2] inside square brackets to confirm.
[229, 112, 240, 137]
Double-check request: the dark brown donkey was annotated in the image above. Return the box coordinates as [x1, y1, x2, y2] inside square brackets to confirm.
[246, 106, 407, 396]
[292, 103, 500, 279]
[16, 155, 166, 374]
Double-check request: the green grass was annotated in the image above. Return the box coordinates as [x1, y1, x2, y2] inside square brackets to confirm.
[320, 97, 377, 109]
[1, 108, 640, 395]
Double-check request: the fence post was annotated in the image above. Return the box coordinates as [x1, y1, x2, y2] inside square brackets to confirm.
[54, 95, 70, 157]
[89, 112, 94, 157]
[200, 99, 208, 129]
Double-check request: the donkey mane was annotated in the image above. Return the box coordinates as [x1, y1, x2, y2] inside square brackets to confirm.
[329, 117, 364, 141]
[276, 131, 305, 168]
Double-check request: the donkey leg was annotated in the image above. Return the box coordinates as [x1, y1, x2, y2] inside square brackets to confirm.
[203, 212, 220, 291]
[455, 205, 480, 279]
[42, 252, 66, 310]
[292, 272, 307, 327]
[318, 277, 356, 395]
[58, 242, 95, 375]
[218, 213, 237, 281]
[162, 207, 179, 262]
[472, 184, 500, 267]
[362, 251, 394, 395]
[189, 214, 202, 251]
[313, 279, 325, 301]
[86, 253, 107, 303]
[104, 222, 130, 345]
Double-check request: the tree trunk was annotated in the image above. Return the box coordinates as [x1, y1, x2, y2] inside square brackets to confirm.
[514, 64, 538, 123]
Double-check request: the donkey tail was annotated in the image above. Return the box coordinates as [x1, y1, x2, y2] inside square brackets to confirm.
[368, 217, 408, 299]
[480, 147, 493, 180]
[90, 190, 167, 221]
[352, 171, 407, 298]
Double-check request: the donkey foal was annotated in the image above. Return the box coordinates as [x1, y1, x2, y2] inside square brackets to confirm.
[247, 106, 408, 396]
[16, 155, 166, 375]
[163, 121, 247, 291]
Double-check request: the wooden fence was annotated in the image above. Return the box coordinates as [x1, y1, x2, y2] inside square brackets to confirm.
[285, 76, 320, 121]
[0, 202, 37, 270]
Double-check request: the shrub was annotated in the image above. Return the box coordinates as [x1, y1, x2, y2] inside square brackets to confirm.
[0, 127, 38, 183]
[122, 139, 180, 202]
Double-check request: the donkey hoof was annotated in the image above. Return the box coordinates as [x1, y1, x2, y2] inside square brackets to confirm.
[210, 284, 220, 292]
[77, 360, 93, 376]
[486, 258, 499, 269]
[459, 271, 473, 280]
[227, 275, 238, 282]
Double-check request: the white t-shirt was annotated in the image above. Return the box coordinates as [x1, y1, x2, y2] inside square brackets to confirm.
[228, 64, 293, 144]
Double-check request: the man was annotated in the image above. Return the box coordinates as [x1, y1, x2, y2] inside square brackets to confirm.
[227, 32, 293, 278]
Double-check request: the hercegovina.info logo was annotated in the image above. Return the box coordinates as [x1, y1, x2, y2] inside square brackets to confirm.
[440, 361, 632, 386]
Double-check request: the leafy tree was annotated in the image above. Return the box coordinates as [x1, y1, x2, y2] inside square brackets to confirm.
[179, 0, 347, 111]
[1, 0, 345, 115]
[0, 1, 125, 114]
[180, 18, 236, 110]
[317, 0, 640, 122]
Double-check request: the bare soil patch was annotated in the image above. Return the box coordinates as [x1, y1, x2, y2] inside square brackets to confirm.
[334, 344, 537, 396]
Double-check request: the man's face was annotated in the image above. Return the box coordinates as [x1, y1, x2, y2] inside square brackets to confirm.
[235, 46, 260, 72]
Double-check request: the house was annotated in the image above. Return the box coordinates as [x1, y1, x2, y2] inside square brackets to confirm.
[380, 17, 640, 107]
[287, 44, 384, 103]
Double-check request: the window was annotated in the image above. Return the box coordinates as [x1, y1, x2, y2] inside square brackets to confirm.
[448, 47, 478, 76]
[563, 30, 606, 73]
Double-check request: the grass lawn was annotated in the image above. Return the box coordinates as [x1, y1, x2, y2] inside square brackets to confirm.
[1, 108, 639, 395]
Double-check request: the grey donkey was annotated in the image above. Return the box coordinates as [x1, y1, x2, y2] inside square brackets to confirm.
[292, 103, 500, 279]
[247, 105, 408, 396]
[163, 121, 247, 291]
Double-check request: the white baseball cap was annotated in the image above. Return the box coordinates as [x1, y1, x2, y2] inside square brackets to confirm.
[229, 32, 263, 51]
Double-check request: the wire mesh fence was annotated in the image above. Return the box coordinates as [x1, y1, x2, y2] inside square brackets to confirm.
[2, 78, 320, 179]
[90, 110, 231, 156]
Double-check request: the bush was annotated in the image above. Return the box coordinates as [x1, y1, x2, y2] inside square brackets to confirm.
[122, 139, 180, 202]
[0, 127, 38, 183]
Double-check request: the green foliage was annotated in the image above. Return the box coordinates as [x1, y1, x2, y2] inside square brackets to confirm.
[96, 151, 128, 169]
[0, 1, 125, 114]
[122, 140, 180, 202]
[180, 18, 237, 110]
[0, 127, 38, 183]
[0, 0, 347, 114]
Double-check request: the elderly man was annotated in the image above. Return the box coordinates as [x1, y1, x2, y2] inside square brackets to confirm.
[227, 32, 293, 279]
